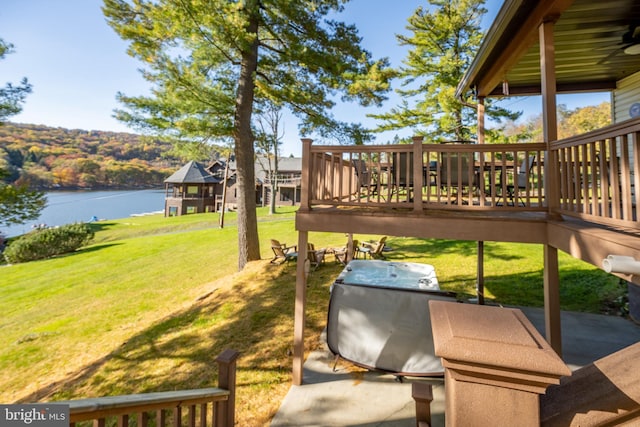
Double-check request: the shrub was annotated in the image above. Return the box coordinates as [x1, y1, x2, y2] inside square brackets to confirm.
[3, 223, 94, 264]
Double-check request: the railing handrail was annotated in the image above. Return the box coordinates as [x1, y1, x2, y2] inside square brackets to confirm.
[264, 174, 302, 183]
[65, 388, 229, 422]
[49, 349, 239, 427]
[551, 117, 640, 150]
[308, 142, 547, 154]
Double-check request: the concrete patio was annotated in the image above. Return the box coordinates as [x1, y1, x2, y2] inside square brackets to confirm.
[271, 306, 640, 427]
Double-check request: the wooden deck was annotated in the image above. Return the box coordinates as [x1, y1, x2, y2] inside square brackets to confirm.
[296, 120, 640, 271]
[292, 121, 640, 386]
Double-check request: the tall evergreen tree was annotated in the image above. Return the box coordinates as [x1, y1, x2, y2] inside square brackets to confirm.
[371, 0, 519, 142]
[103, 0, 392, 270]
[0, 38, 45, 234]
[0, 39, 32, 123]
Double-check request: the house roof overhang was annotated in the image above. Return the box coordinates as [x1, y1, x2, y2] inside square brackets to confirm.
[456, 0, 640, 99]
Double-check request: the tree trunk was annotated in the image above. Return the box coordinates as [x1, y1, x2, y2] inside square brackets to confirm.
[269, 155, 279, 215]
[234, 1, 261, 270]
[269, 180, 277, 214]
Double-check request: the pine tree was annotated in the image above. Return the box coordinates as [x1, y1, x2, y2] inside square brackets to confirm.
[0, 38, 45, 233]
[103, 0, 392, 269]
[371, 0, 519, 142]
[0, 39, 32, 123]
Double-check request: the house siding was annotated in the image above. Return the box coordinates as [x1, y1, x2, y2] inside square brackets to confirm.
[614, 71, 640, 123]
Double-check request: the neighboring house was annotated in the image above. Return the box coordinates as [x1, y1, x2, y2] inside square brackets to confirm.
[206, 158, 239, 210]
[291, 0, 640, 422]
[255, 156, 302, 207]
[164, 157, 303, 216]
[163, 160, 221, 216]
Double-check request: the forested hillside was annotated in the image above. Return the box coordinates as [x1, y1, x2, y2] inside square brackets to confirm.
[0, 122, 184, 189]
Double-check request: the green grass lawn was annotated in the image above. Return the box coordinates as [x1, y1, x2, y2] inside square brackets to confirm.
[0, 207, 627, 425]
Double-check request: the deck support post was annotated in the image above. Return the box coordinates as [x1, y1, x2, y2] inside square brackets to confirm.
[293, 230, 309, 385]
[476, 241, 485, 305]
[539, 17, 561, 219]
[544, 244, 562, 356]
[539, 18, 563, 356]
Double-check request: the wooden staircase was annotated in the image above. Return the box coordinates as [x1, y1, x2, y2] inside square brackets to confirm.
[540, 342, 640, 426]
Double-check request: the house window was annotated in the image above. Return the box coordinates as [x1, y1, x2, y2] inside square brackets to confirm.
[168, 206, 178, 216]
[187, 185, 199, 195]
[186, 206, 197, 214]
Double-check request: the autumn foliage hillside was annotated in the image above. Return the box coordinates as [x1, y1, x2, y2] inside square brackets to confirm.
[0, 122, 184, 189]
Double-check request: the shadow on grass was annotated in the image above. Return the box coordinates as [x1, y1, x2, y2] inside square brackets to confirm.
[75, 242, 122, 255]
[474, 267, 625, 313]
[385, 237, 525, 262]
[87, 222, 119, 233]
[13, 244, 627, 427]
[17, 259, 343, 425]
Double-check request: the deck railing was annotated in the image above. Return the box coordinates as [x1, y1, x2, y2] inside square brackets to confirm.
[56, 349, 239, 427]
[301, 119, 640, 229]
[264, 173, 302, 186]
[551, 118, 640, 229]
[302, 137, 546, 212]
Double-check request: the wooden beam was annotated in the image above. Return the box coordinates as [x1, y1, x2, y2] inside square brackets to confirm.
[295, 211, 549, 244]
[547, 219, 640, 285]
[487, 80, 617, 96]
[476, 0, 574, 97]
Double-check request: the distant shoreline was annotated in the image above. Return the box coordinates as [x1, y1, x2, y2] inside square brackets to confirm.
[33, 185, 165, 192]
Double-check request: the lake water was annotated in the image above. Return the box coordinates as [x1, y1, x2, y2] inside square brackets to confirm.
[3, 189, 166, 237]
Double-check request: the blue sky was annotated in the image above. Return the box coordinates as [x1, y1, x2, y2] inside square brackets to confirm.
[0, 0, 608, 156]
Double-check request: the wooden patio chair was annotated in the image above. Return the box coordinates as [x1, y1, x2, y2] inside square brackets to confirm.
[307, 243, 326, 271]
[334, 239, 359, 265]
[390, 152, 417, 201]
[506, 155, 536, 206]
[352, 159, 377, 195]
[270, 239, 297, 265]
[440, 152, 475, 203]
[359, 236, 387, 259]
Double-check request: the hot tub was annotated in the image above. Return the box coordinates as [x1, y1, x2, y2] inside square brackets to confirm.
[334, 259, 440, 291]
[327, 260, 457, 376]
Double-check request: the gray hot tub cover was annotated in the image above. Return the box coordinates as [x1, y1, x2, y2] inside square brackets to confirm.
[326, 282, 458, 376]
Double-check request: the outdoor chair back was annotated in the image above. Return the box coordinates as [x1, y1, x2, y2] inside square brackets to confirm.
[270, 239, 297, 265]
[335, 239, 359, 265]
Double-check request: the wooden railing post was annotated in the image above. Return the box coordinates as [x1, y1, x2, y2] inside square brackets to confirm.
[429, 301, 570, 426]
[412, 136, 424, 212]
[300, 138, 313, 212]
[412, 382, 433, 427]
[215, 349, 240, 427]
